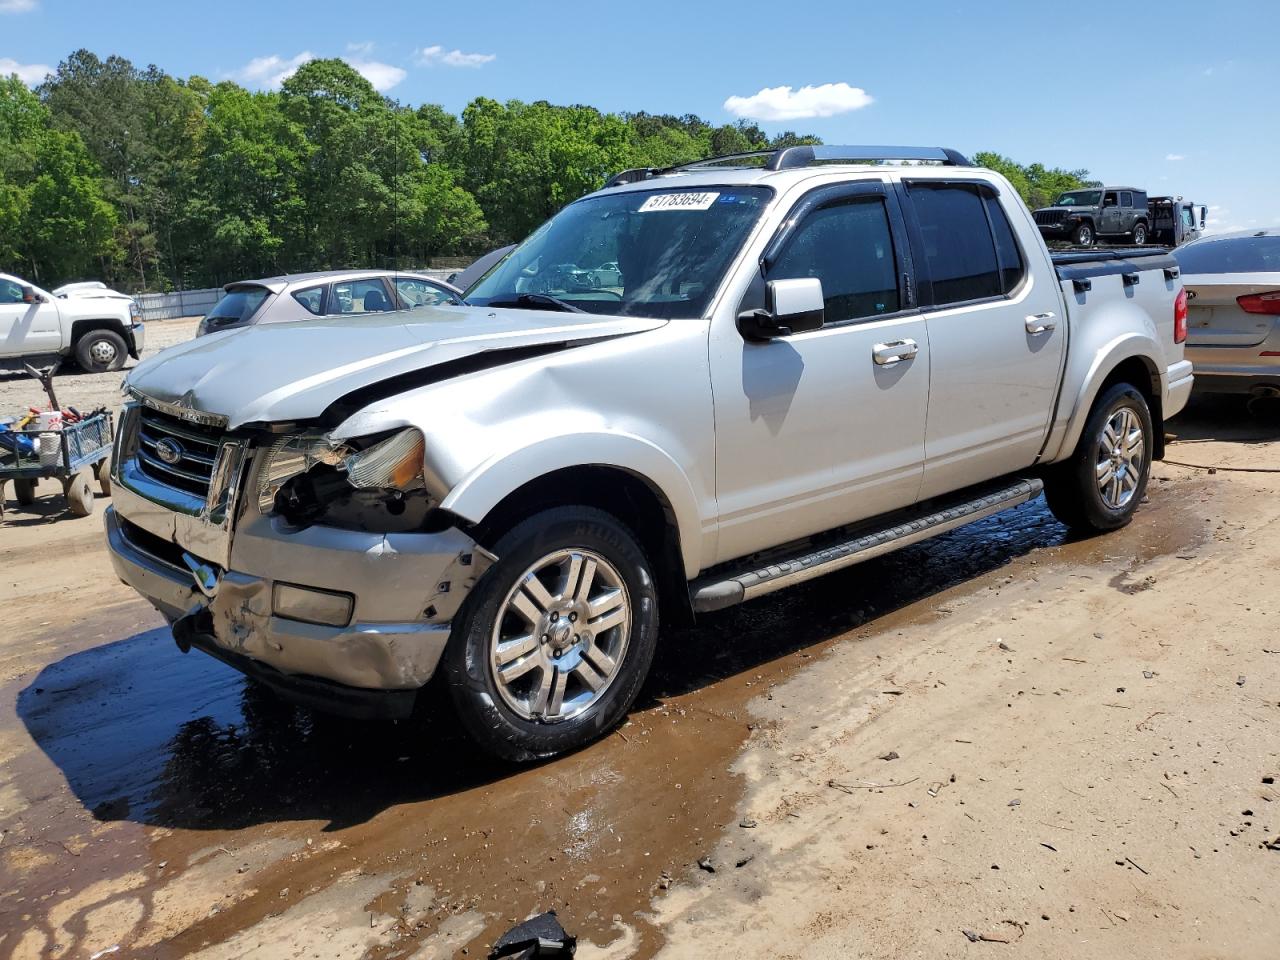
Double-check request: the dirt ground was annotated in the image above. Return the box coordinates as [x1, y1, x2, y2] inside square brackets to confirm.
[0, 341, 1277, 959]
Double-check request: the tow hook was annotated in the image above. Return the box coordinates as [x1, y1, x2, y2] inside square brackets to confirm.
[182, 552, 220, 598]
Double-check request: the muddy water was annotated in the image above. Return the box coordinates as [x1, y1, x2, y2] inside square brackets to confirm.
[0, 489, 1205, 957]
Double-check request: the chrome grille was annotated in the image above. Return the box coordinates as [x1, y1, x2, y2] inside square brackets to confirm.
[135, 408, 223, 498]
[1034, 209, 1065, 226]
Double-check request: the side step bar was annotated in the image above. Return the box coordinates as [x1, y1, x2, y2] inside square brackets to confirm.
[691, 478, 1044, 613]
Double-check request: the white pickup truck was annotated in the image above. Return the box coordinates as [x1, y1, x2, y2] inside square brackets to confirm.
[104, 146, 1193, 761]
[0, 273, 145, 373]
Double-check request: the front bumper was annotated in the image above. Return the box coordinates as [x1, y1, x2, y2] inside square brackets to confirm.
[127, 322, 145, 359]
[105, 504, 489, 704]
[1036, 221, 1078, 238]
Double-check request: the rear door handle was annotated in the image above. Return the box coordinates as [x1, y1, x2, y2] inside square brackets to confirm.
[873, 338, 919, 366]
[1025, 312, 1057, 334]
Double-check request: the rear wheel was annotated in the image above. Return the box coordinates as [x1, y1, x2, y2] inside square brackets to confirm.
[1131, 222, 1148, 246]
[74, 329, 127, 373]
[443, 506, 659, 762]
[1044, 382, 1153, 532]
[96, 455, 112, 496]
[1072, 222, 1095, 247]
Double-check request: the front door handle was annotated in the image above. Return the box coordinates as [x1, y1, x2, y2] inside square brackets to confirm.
[1025, 312, 1057, 334]
[873, 338, 919, 366]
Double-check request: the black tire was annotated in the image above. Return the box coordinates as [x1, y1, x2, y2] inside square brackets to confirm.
[1072, 222, 1095, 247]
[74, 328, 128, 373]
[442, 506, 659, 762]
[13, 479, 36, 505]
[1131, 222, 1148, 246]
[1044, 382, 1153, 532]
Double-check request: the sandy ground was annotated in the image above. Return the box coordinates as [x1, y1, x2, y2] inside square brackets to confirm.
[0, 363, 1276, 958]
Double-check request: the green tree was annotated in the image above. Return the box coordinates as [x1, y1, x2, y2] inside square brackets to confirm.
[973, 151, 1098, 210]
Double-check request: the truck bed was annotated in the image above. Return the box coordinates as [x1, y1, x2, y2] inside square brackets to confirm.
[1051, 247, 1179, 285]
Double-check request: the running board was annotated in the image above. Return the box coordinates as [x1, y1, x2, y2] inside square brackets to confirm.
[691, 478, 1044, 613]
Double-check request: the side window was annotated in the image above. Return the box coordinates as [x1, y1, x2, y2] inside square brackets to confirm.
[331, 278, 393, 314]
[983, 195, 1025, 295]
[767, 199, 901, 323]
[1180, 207, 1194, 229]
[292, 285, 324, 315]
[395, 277, 453, 307]
[907, 183, 1001, 305]
[1133, 191, 1147, 208]
[0, 279, 24, 304]
[1121, 191, 1134, 207]
[1104, 191, 1119, 207]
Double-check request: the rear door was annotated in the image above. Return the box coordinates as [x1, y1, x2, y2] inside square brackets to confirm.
[1100, 191, 1123, 235]
[899, 179, 1066, 499]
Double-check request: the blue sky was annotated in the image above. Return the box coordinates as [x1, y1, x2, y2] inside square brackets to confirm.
[3, 0, 1277, 232]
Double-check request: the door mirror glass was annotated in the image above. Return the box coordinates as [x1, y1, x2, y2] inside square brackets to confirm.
[737, 277, 825, 340]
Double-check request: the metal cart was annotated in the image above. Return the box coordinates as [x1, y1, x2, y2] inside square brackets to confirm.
[0, 412, 114, 518]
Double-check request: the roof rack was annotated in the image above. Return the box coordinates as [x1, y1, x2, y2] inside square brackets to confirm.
[604, 145, 972, 187]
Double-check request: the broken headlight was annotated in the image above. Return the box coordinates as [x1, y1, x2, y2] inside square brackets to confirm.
[257, 428, 434, 530]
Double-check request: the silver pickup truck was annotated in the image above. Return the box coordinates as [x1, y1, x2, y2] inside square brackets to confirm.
[104, 146, 1193, 761]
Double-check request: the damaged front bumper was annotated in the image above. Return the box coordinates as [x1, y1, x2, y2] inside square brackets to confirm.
[104, 504, 492, 718]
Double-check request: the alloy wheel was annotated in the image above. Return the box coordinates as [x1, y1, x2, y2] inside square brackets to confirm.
[1095, 406, 1146, 509]
[489, 548, 631, 722]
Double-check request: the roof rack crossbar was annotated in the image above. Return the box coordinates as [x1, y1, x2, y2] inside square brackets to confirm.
[603, 144, 972, 187]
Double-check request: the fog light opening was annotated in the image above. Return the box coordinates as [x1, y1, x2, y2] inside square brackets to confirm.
[272, 583, 354, 628]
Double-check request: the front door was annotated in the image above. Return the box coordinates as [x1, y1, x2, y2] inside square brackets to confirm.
[898, 180, 1066, 499]
[0, 278, 61, 358]
[709, 181, 930, 564]
[1100, 191, 1123, 236]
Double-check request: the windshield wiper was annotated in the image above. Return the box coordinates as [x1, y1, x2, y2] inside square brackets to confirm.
[486, 293, 585, 313]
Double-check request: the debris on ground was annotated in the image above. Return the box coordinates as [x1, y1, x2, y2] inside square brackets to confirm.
[697, 856, 716, 873]
[489, 911, 576, 959]
[877, 750, 900, 761]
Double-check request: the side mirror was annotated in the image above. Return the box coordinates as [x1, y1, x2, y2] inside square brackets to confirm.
[1199, 207, 1207, 228]
[21, 285, 43, 305]
[737, 278, 825, 340]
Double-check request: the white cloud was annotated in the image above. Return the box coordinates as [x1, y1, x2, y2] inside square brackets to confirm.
[723, 82, 873, 121]
[415, 45, 496, 68]
[346, 58, 406, 91]
[1165, 153, 1185, 161]
[0, 0, 38, 12]
[0, 56, 52, 85]
[346, 40, 375, 55]
[234, 51, 314, 89]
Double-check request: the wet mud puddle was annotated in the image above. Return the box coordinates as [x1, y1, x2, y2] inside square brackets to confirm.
[0, 487, 1207, 958]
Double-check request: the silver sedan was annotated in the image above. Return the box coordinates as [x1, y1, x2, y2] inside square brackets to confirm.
[1175, 229, 1280, 398]
[195, 270, 464, 337]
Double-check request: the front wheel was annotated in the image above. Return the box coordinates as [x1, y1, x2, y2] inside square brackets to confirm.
[1044, 382, 1153, 532]
[1072, 223, 1095, 247]
[74, 329, 127, 373]
[442, 506, 659, 762]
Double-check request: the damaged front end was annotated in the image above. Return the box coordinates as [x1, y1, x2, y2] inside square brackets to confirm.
[104, 401, 495, 718]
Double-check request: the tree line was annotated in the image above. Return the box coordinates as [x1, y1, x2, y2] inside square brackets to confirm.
[1, 50, 1096, 292]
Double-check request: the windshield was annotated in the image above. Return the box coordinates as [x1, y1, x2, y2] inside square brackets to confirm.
[466, 186, 773, 319]
[1175, 235, 1280, 274]
[206, 287, 269, 323]
[1055, 191, 1102, 207]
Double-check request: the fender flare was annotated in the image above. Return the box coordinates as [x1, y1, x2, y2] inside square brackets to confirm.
[1046, 334, 1163, 462]
[440, 431, 708, 578]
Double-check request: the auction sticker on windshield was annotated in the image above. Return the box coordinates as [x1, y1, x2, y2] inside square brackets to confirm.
[638, 192, 720, 212]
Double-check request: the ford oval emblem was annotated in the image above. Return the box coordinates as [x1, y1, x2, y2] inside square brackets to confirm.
[155, 437, 184, 465]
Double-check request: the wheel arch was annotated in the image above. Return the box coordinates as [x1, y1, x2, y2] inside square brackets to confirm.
[1049, 342, 1165, 463]
[69, 317, 128, 345]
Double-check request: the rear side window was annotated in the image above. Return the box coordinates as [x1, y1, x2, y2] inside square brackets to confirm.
[983, 195, 1025, 294]
[906, 183, 1002, 305]
[1121, 191, 1134, 207]
[330, 278, 393, 314]
[292, 285, 324, 314]
[1133, 191, 1147, 208]
[767, 198, 901, 323]
[206, 287, 269, 322]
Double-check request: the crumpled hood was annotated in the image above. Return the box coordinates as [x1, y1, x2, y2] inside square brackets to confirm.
[126, 306, 666, 428]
